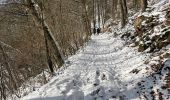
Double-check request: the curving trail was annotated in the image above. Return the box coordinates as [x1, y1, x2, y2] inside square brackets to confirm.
[22, 33, 149, 100]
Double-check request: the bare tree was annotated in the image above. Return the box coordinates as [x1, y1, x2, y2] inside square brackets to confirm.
[27, 0, 65, 74]
[141, 0, 148, 12]
[119, 0, 127, 27]
[81, 0, 92, 38]
[112, 0, 118, 19]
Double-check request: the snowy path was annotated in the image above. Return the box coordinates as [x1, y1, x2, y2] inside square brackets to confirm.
[22, 33, 149, 100]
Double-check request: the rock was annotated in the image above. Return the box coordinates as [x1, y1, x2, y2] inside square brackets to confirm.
[151, 34, 160, 42]
[134, 36, 140, 46]
[165, 10, 170, 26]
[130, 69, 140, 74]
[149, 27, 170, 50]
[129, 43, 136, 47]
[161, 85, 167, 89]
[157, 40, 169, 49]
[144, 35, 150, 41]
[134, 15, 145, 30]
[134, 15, 145, 36]
[138, 42, 148, 52]
[144, 59, 150, 64]
[157, 40, 164, 49]
[149, 43, 156, 52]
[130, 34, 135, 40]
[113, 32, 118, 37]
[161, 52, 170, 58]
[161, 30, 170, 41]
[101, 74, 107, 80]
[138, 44, 145, 52]
[165, 20, 170, 26]
[107, 27, 112, 33]
[121, 32, 131, 39]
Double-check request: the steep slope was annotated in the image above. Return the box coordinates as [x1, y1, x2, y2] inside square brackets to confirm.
[17, 1, 170, 100]
[116, 0, 170, 99]
[22, 33, 150, 100]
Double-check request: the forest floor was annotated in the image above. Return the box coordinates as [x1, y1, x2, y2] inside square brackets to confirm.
[21, 32, 162, 100]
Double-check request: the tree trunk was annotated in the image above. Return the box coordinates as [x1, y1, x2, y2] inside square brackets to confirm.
[122, 0, 128, 17]
[97, 0, 100, 29]
[0, 63, 6, 100]
[93, 0, 96, 33]
[112, 0, 119, 19]
[0, 42, 18, 91]
[119, 0, 126, 27]
[81, 0, 92, 38]
[133, 0, 139, 11]
[141, 0, 147, 12]
[27, 0, 65, 72]
[101, 0, 105, 30]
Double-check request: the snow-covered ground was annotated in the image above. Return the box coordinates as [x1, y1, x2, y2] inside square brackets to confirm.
[19, 1, 170, 99]
[21, 33, 152, 100]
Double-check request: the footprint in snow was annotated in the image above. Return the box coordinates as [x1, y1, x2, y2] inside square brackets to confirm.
[65, 89, 84, 100]
[94, 68, 100, 86]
